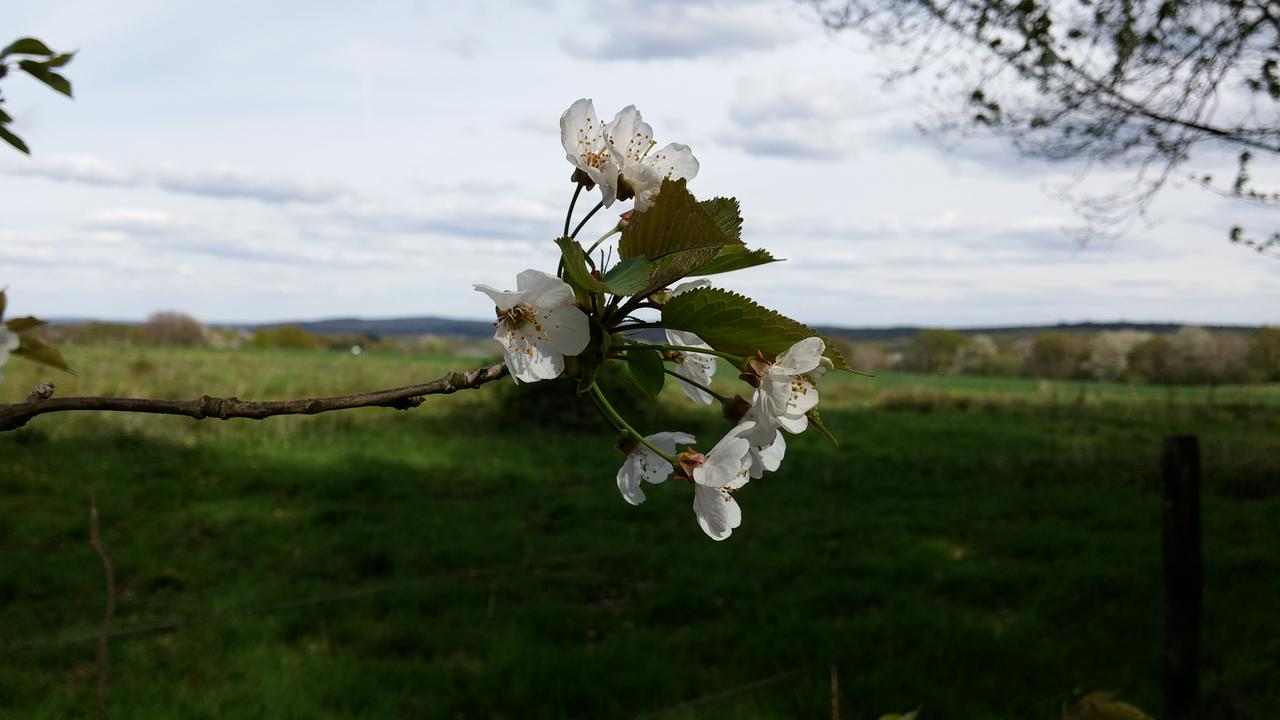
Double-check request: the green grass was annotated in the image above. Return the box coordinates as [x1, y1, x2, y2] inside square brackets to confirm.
[1, 347, 1278, 718]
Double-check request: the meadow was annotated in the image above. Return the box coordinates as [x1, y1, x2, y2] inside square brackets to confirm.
[1, 346, 1278, 718]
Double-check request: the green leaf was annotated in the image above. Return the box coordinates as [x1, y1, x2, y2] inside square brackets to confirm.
[1, 37, 55, 58]
[624, 348, 665, 398]
[695, 246, 781, 275]
[662, 288, 853, 371]
[12, 334, 72, 373]
[806, 408, 839, 447]
[554, 237, 607, 296]
[5, 316, 45, 332]
[18, 60, 72, 97]
[41, 51, 76, 68]
[0, 108, 11, 123]
[0, 124, 30, 154]
[699, 197, 742, 242]
[639, 246, 723, 297]
[600, 256, 652, 295]
[619, 178, 740, 261]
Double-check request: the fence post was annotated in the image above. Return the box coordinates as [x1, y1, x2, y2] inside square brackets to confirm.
[1162, 435, 1202, 720]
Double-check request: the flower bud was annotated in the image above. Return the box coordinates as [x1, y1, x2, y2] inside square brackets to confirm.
[570, 167, 596, 189]
[674, 448, 706, 482]
[618, 209, 635, 228]
[738, 351, 772, 388]
[615, 433, 639, 455]
[721, 394, 752, 424]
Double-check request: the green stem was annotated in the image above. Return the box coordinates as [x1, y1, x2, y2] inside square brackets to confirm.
[584, 225, 621, 258]
[563, 183, 583, 238]
[589, 382, 677, 464]
[569, 201, 605, 240]
[618, 342, 744, 365]
[662, 367, 728, 402]
[558, 184, 585, 279]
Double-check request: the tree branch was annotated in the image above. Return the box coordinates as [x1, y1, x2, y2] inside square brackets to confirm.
[0, 361, 508, 432]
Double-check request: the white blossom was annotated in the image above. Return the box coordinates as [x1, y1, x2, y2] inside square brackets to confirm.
[616, 431, 695, 506]
[665, 330, 716, 405]
[474, 270, 590, 384]
[0, 326, 17, 383]
[561, 99, 622, 206]
[606, 106, 699, 213]
[745, 337, 824, 447]
[691, 423, 754, 541]
[664, 280, 717, 404]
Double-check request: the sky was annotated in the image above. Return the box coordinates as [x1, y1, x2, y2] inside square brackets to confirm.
[1, 0, 1277, 328]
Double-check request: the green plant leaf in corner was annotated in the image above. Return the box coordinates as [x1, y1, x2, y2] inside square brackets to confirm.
[661, 287, 853, 372]
[696, 246, 781, 275]
[600, 256, 652, 295]
[623, 348, 665, 398]
[5, 316, 46, 332]
[807, 408, 839, 447]
[619, 178, 740, 260]
[1, 37, 55, 59]
[555, 237, 607, 296]
[0, 125, 30, 155]
[18, 60, 72, 97]
[699, 197, 743, 241]
[12, 334, 72, 373]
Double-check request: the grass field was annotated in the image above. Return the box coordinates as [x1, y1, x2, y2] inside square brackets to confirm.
[1, 346, 1278, 718]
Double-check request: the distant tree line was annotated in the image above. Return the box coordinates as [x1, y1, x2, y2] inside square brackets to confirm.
[841, 326, 1280, 385]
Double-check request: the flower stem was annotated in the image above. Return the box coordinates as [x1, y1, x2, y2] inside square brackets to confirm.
[584, 225, 621, 257]
[569, 201, 605, 240]
[589, 382, 676, 464]
[563, 183, 583, 238]
[662, 367, 729, 402]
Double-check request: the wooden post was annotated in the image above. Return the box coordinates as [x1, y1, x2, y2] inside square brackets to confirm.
[1162, 435, 1202, 720]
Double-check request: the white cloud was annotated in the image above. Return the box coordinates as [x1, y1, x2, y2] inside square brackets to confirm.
[561, 0, 800, 61]
[5, 154, 139, 186]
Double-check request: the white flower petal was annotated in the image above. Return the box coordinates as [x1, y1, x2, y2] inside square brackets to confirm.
[516, 269, 575, 309]
[642, 142, 699, 184]
[560, 98, 621, 206]
[473, 283, 526, 312]
[773, 337, 825, 375]
[693, 484, 741, 541]
[542, 305, 590, 356]
[785, 376, 820, 416]
[747, 428, 785, 479]
[671, 280, 711, 296]
[777, 412, 809, 434]
[616, 431, 693, 506]
[605, 105, 654, 166]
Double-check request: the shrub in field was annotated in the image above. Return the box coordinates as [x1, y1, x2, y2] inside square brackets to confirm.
[140, 311, 209, 347]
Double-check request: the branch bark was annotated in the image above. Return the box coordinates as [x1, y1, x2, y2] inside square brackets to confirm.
[0, 361, 508, 432]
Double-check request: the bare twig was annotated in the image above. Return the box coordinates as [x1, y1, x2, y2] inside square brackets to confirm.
[0, 361, 508, 432]
[88, 495, 115, 720]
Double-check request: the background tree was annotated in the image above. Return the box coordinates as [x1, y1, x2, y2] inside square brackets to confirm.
[1024, 331, 1087, 379]
[1249, 326, 1280, 380]
[1086, 330, 1152, 381]
[903, 328, 969, 373]
[808, 0, 1280, 256]
[1129, 335, 1174, 385]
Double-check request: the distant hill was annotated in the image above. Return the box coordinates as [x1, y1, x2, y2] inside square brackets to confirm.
[49, 315, 1265, 341]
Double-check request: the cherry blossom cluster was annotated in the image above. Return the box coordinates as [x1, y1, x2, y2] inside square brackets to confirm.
[474, 99, 844, 541]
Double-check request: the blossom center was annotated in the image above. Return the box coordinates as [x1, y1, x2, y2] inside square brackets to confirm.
[498, 303, 539, 329]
